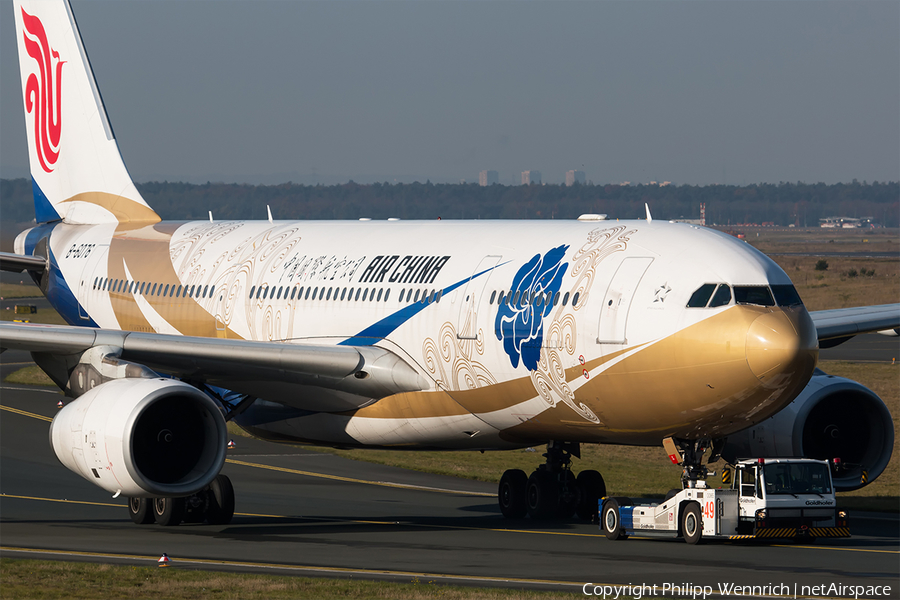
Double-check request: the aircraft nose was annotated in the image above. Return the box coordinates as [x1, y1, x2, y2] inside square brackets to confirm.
[745, 309, 818, 382]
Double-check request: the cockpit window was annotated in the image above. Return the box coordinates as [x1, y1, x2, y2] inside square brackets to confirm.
[771, 284, 804, 307]
[708, 284, 732, 308]
[686, 284, 716, 308]
[734, 286, 775, 306]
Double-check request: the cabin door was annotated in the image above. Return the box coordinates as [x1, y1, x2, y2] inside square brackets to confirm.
[596, 256, 653, 344]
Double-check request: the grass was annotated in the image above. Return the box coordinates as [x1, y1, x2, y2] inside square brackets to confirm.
[0, 559, 584, 600]
[4, 365, 56, 386]
[744, 228, 899, 311]
[0, 307, 68, 325]
[0, 281, 43, 299]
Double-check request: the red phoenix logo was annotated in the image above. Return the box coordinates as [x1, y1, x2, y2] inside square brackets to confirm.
[21, 8, 65, 173]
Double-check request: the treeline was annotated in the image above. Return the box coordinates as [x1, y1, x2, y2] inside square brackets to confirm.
[1, 178, 897, 227]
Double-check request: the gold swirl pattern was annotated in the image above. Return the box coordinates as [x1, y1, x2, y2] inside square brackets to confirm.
[568, 225, 636, 312]
[423, 321, 497, 392]
[531, 314, 600, 423]
[522, 227, 637, 424]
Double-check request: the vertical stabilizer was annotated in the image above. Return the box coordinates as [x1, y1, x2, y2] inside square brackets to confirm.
[14, 0, 159, 225]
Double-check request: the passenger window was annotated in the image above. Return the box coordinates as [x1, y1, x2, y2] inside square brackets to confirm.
[163, 284, 170, 296]
[534, 293, 543, 307]
[377, 289, 383, 302]
[210, 285, 215, 299]
[513, 291, 521, 305]
[562, 292, 569, 306]
[708, 284, 732, 308]
[291, 287, 297, 300]
[687, 283, 716, 308]
[435, 290, 442, 302]
[771, 284, 803, 307]
[202, 285, 208, 298]
[338, 288, 344, 301]
[305, 287, 312, 300]
[497, 291, 505, 305]
[362, 289, 368, 301]
[150, 283, 157, 296]
[490, 290, 496, 304]
[276, 287, 282, 300]
[572, 292, 580, 307]
[428, 290, 434, 303]
[414, 290, 420, 302]
[355, 288, 361, 301]
[385, 289, 391, 302]
[326, 288, 332, 301]
[734, 286, 775, 307]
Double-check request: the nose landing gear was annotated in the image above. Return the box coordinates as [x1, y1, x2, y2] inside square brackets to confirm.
[498, 441, 606, 521]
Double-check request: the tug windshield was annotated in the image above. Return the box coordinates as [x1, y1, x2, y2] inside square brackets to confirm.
[763, 462, 832, 495]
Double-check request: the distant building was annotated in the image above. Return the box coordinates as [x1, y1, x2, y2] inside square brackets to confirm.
[565, 170, 585, 186]
[521, 170, 541, 185]
[479, 170, 499, 186]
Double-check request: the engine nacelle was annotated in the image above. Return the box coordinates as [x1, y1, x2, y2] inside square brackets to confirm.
[723, 371, 894, 491]
[49, 378, 227, 497]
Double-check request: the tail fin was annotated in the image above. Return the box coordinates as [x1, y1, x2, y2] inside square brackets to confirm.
[14, 0, 159, 225]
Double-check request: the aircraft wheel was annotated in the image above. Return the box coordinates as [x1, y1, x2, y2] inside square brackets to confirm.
[557, 471, 578, 519]
[153, 497, 185, 527]
[128, 497, 154, 525]
[681, 502, 703, 545]
[575, 470, 606, 521]
[526, 470, 558, 520]
[602, 497, 629, 540]
[207, 474, 236, 525]
[498, 469, 528, 519]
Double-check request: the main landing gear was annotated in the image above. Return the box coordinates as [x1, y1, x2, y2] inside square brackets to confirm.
[498, 441, 606, 521]
[128, 474, 235, 526]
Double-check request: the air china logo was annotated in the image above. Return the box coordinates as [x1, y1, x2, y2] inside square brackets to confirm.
[21, 8, 65, 173]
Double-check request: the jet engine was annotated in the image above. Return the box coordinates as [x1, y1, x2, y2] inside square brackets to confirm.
[49, 378, 227, 497]
[723, 371, 894, 491]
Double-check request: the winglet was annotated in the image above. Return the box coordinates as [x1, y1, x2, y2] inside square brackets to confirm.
[645, 203, 653, 222]
[267, 205, 274, 224]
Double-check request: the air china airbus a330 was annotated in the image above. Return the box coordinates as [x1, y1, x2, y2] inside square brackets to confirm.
[2, 0, 897, 527]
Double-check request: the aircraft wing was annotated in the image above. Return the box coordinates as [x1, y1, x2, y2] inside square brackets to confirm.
[810, 303, 900, 343]
[0, 252, 46, 274]
[0, 322, 428, 411]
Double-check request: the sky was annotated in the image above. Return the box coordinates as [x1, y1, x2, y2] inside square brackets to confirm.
[1, 1, 898, 186]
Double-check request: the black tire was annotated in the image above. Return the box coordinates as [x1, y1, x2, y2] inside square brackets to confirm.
[498, 469, 528, 519]
[557, 470, 578, 519]
[575, 470, 607, 521]
[664, 489, 681, 503]
[207, 474, 236, 525]
[601, 497, 629, 540]
[681, 502, 703, 545]
[128, 497, 154, 525]
[153, 497, 185, 527]
[526, 470, 558, 520]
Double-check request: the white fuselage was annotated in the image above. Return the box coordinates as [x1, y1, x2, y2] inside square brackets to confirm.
[18, 218, 819, 450]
